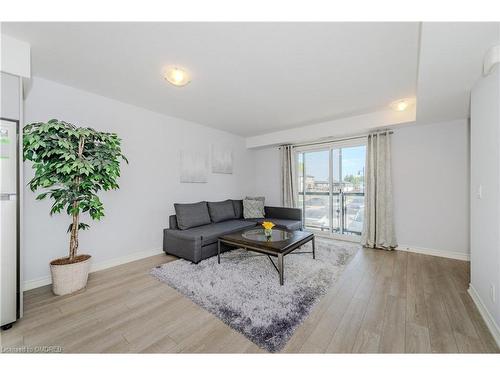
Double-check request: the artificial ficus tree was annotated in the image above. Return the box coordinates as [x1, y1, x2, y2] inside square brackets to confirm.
[23, 119, 128, 262]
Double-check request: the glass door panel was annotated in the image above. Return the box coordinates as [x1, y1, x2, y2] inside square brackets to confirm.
[303, 150, 330, 232]
[297, 153, 304, 212]
[331, 148, 341, 233]
[340, 145, 366, 236]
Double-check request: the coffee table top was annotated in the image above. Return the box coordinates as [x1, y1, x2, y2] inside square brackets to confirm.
[219, 228, 313, 254]
[242, 228, 293, 242]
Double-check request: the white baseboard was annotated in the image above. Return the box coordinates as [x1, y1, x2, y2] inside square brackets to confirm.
[468, 284, 500, 348]
[23, 248, 164, 291]
[24, 275, 54, 291]
[316, 236, 469, 261]
[396, 244, 470, 261]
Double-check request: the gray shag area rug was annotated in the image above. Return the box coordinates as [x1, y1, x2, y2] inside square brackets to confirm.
[151, 238, 359, 352]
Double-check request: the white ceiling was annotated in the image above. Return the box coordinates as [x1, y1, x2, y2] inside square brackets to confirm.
[416, 22, 500, 124]
[2, 22, 499, 137]
[2, 22, 419, 136]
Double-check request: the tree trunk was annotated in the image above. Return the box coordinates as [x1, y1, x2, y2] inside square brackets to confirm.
[69, 206, 79, 261]
[68, 136, 85, 261]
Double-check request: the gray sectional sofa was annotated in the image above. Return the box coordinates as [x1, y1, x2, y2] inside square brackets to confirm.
[163, 199, 302, 263]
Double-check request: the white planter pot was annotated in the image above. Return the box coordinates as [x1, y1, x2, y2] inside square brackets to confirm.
[50, 255, 91, 296]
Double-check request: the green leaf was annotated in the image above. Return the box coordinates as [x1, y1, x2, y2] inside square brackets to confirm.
[36, 192, 49, 200]
[67, 222, 90, 233]
[23, 120, 128, 246]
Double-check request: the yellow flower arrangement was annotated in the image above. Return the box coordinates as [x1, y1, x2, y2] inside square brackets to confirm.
[261, 221, 275, 230]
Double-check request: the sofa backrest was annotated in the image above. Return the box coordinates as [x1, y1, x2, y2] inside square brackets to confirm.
[264, 206, 302, 221]
[170, 199, 246, 230]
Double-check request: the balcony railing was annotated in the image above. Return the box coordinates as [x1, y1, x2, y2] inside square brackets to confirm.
[298, 191, 364, 236]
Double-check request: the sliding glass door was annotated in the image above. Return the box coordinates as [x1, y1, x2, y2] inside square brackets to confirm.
[296, 141, 366, 239]
[298, 150, 331, 232]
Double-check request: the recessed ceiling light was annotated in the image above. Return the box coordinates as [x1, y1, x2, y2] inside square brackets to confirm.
[396, 101, 408, 111]
[390, 98, 412, 112]
[164, 66, 191, 87]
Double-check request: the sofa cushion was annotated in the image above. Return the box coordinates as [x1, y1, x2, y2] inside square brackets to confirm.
[177, 220, 257, 246]
[246, 217, 302, 231]
[243, 198, 265, 219]
[174, 201, 211, 230]
[208, 200, 236, 222]
[231, 199, 243, 218]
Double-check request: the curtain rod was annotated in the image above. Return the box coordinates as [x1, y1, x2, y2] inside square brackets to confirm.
[282, 130, 394, 149]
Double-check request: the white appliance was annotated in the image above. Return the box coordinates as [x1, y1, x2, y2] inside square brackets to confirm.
[0, 118, 20, 330]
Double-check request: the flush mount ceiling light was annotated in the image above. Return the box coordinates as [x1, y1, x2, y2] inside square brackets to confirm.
[390, 98, 412, 112]
[164, 66, 191, 87]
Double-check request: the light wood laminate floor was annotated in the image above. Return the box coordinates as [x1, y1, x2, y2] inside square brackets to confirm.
[1, 248, 498, 353]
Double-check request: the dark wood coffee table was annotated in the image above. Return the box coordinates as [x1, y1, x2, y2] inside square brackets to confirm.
[217, 228, 315, 285]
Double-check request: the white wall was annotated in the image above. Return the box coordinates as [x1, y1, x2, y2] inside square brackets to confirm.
[1, 72, 20, 119]
[254, 147, 281, 206]
[470, 66, 500, 339]
[23, 77, 256, 284]
[252, 119, 470, 259]
[392, 119, 470, 258]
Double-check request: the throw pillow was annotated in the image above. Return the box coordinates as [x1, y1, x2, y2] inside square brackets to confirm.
[231, 199, 244, 218]
[174, 201, 211, 230]
[243, 198, 265, 219]
[208, 200, 237, 223]
[245, 196, 265, 217]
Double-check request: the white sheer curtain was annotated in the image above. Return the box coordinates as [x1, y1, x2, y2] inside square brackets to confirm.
[280, 145, 296, 207]
[361, 131, 398, 250]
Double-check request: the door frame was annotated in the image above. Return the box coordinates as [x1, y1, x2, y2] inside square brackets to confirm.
[294, 137, 367, 241]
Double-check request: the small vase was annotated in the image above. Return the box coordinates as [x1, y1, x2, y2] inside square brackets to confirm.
[264, 228, 272, 238]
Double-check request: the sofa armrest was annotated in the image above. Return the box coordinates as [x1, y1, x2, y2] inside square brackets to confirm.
[264, 206, 302, 221]
[169, 215, 179, 230]
[163, 228, 202, 263]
